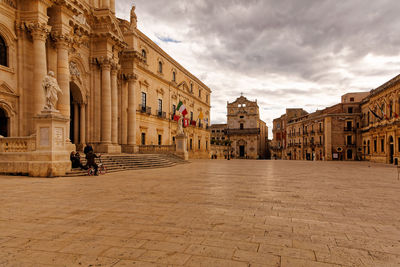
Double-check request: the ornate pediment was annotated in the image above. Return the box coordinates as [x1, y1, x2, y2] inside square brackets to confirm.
[0, 81, 17, 96]
[156, 88, 164, 95]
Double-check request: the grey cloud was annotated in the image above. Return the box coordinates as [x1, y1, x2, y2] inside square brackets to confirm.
[117, 0, 400, 128]
[123, 0, 400, 82]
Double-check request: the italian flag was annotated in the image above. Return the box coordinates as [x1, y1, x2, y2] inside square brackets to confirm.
[177, 101, 188, 116]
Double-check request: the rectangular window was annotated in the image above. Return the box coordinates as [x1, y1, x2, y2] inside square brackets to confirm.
[346, 121, 352, 130]
[319, 136, 322, 144]
[141, 92, 146, 108]
[206, 94, 209, 103]
[158, 99, 162, 112]
[398, 138, 400, 152]
[199, 89, 201, 98]
[240, 123, 244, 129]
[172, 104, 176, 114]
[190, 111, 193, 121]
[381, 139, 384, 152]
[348, 107, 353, 113]
[141, 133, 146, 145]
[368, 141, 370, 154]
[198, 140, 201, 149]
[374, 139, 377, 152]
[158, 134, 162, 145]
[190, 139, 192, 150]
[172, 136, 175, 144]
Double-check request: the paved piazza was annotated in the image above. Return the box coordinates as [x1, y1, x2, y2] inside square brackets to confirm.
[0, 160, 399, 267]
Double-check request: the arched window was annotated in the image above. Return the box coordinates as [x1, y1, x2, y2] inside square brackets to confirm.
[0, 35, 7, 67]
[172, 71, 176, 81]
[158, 61, 163, 73]
[141, 49, 147, 63]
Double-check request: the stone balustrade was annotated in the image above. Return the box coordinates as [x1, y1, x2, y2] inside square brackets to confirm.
[139, 145, 176, 154]
[0, 136, 36, 152]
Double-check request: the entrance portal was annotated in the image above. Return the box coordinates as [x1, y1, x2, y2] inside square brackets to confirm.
[0, 107, 8, 137]
[347, 149, 353, 160]
[389, 136, 394, 164]
[239, 145, 245, 158]
[69, 82, 84, 147]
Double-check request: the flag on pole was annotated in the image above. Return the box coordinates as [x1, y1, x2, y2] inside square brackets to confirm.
[173, 115, 180, 121]
[378, 103, 385, 118]
[369, 107, 383, 120]
[183, 118, 190, 127]
[177, 101, 188, 116]
[198, 111, 204, 120]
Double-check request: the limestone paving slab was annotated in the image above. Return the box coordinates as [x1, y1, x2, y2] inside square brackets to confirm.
[0, 160, 399, 266]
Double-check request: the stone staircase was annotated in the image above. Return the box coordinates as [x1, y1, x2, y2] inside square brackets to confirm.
[65, 153, 188, 177]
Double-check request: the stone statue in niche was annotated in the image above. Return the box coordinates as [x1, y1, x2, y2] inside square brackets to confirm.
[42, 71, 62, 111]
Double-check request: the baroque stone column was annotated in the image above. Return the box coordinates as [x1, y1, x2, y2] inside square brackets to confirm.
[121, 80, 128, 145]
[111, 64, 119, 145]
[127, 74, 137, 146]
[27, 22, 51, 118]
[54, 35, 71, 121]
[73, 102, 79, 144]
[100, 58, 112, 144]
[80, 102, 86, 145]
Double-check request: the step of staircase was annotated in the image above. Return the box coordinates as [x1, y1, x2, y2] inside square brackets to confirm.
[65, 153, 187, 177]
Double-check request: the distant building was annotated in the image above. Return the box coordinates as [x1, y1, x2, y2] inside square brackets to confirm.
[273, 93, 366, 161]
[271, 108, 307, 159]
[210, 96, 268, 159]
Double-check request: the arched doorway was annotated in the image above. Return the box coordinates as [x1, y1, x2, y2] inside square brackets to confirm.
[69, 82, 85, 148]
[237, 139, 246, 158]
[389, 136, 394, 164]
[0, 107, 9, 137]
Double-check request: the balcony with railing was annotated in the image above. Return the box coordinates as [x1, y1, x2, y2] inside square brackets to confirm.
[156, 110, 166, 119]
[225, 128, 261, 135]
[139, 104, 151, 115]
[346, 142, 356, 147]
[344, 127, 355, 132]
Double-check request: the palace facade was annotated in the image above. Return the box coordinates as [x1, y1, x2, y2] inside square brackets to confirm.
[272, 79, 400, 165]
[361, 75, 400, 164]
[0, 0, 211, 159]
[285, 93, 366, 161]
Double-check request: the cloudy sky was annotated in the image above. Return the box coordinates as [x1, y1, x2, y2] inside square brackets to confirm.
[116, 0, 400, 134]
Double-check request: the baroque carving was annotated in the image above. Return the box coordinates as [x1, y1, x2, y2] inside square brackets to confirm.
[42, 71, 62, 111]
[69, 61, 82, 83]
[25, 22, 51, 40]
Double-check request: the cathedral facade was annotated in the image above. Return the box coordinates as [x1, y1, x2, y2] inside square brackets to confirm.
[210, 96, 268, 159]
[0, 0, 211, 160]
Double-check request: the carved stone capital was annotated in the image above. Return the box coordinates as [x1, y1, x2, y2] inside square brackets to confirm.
[126, 73, 137, 81]
[97, 56, 112, 70]
[51, 31, 73, 48]
[25, 22, 51, 41]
